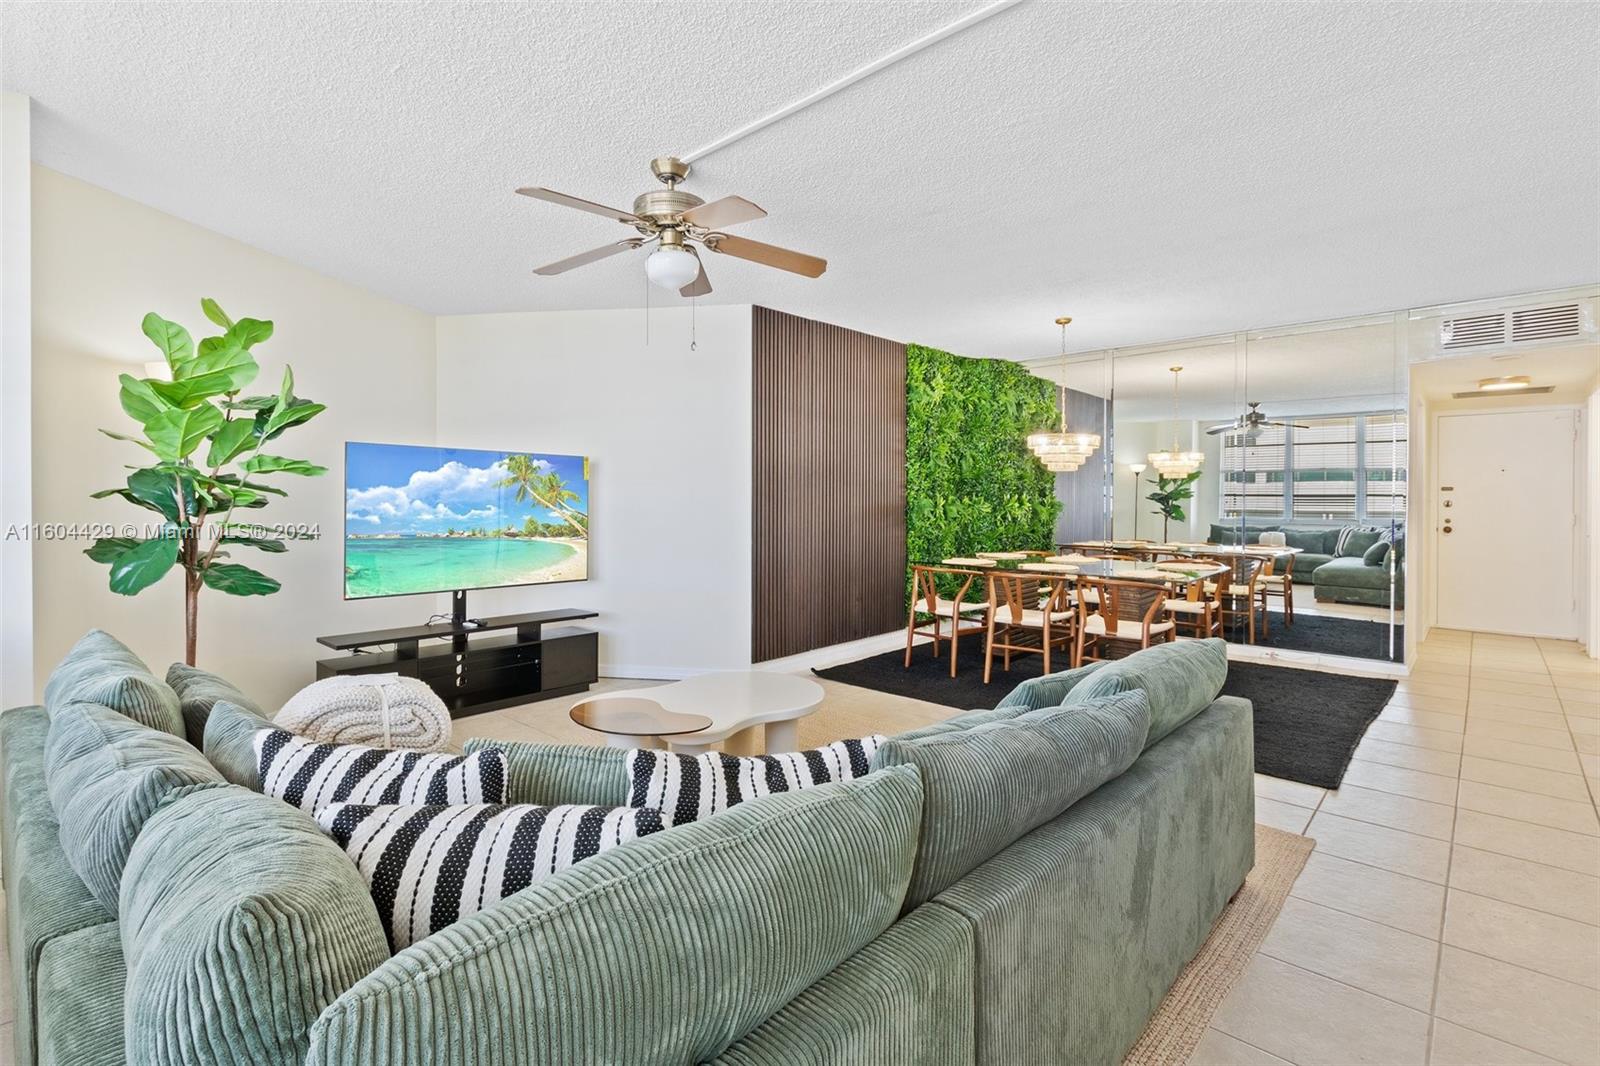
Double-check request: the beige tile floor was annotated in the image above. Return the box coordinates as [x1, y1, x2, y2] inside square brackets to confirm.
[1203, 629, 1600, 1066]
[0, 629, 1593, 1066]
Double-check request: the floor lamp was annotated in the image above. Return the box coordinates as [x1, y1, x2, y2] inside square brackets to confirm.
[1128, 463, 1147, 540]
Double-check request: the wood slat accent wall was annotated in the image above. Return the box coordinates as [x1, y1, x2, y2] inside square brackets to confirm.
[752, 306, 906, 662]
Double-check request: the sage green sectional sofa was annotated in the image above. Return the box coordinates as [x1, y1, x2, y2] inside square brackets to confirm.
[3, 631, 1253, 1066]
[1207, 523, 1405, 607]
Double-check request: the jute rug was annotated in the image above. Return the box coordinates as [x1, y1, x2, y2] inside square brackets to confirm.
[1122, 824, 1315, 1066]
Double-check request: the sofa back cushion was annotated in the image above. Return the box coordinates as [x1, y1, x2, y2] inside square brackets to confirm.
[202, 698, 276, 786]
[1064, 637, 1228, 748]
[871, 691, 1149, 908]
[165, 662, 267, 748]
[121, 784, 391, 1066]
[43, 630, 182, 737]
[305, 766, 924, 1066]
[44, 701, 224, 914]
[993, 660, 1106, 714]
[1283, 529, 1326, 553]
[463, 737, 629, 806]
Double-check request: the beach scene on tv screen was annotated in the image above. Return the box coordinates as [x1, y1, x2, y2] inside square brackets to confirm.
[344, 443, 589, 599]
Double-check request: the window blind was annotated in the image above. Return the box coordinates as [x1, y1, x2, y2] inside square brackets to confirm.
[1291, 416, 1358, 520]
[1220, 425, 1286, 517]
[1364, 412, 1409, 519]
[1219, 411, 1407, 523]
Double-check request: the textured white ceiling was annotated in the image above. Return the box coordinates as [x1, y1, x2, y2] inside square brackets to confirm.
[6, 1, 1598, 360]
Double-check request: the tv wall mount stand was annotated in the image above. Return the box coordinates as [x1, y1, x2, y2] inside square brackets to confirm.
[316, 598, 598, 718]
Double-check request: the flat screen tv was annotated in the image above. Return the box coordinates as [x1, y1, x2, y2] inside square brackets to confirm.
[343, 442, 589, 600]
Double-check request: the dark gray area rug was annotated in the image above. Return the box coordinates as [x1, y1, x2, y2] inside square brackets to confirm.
[815, 641, 1396, 789]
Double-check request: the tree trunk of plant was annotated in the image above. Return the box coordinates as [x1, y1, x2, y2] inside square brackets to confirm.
[1163, 515, 1171, 541]
[184, 569, 199, 666]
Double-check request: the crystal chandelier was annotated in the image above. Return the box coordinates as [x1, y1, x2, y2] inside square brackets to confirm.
[1027, 316, 1100, 471]
[1147, 366, 1204, 478]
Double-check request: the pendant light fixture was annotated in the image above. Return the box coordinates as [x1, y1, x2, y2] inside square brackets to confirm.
[1027, 316, 1101, 472]
[1147, 366, 1204, 478]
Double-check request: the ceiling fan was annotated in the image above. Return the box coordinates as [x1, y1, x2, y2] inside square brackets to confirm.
[516, 156, 827, 297]
[1205, 402, 1310, 437]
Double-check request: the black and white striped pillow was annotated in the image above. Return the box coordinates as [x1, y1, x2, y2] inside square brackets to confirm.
[626, 735, 886, 826]
[253, 729, 505, 813]
[315, 802, 668, 949]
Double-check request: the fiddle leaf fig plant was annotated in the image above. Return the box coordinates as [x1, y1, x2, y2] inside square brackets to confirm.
[1145, 470, 1202, 542]
[86, 299, 327, 665]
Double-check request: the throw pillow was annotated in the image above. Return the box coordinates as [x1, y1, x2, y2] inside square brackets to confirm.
[1334, 526, 1382, 557]
[274, 673, 451, 752]
[203, 698, 277, 787]
[254, 729, 506, 813]
[626, 735, 885, 826]
[992, 660, 1106, 713]
[44, 701, 225, 913]
[316, 801, 669, 949]
[1362, 541, 1391, 566]
[166, 662, 268, 748]
[43, 630, 183, 737]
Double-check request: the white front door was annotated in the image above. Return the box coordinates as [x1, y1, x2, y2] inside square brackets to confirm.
[1435, 409, 1578, 637]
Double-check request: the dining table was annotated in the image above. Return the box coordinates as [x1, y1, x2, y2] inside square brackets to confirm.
[1060, 540, 1304, 562]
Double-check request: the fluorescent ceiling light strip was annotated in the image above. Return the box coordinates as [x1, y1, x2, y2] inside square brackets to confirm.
[680, 0, 1025, 164]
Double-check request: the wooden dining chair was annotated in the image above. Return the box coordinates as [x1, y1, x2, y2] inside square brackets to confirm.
[1206, 554, 1268, 643]
[1075, 577, 1175, 664]
[1164, 558, 1227, 638]
[905, 566, 990, 677]
[1259, 553, 1295, 626]
[983, 573, 1075, 683]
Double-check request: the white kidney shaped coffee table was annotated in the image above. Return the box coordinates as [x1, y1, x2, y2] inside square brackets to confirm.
[570, 671, 824, 755]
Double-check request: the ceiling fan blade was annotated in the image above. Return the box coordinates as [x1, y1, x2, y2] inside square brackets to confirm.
[680, 195, 766, 230]
[705, 233, 826, 278]
[532, 238, 645, 276]
[679, 245, 713, 297]
[516, 187, 642, 224]
[1204, 423, 1236, 435]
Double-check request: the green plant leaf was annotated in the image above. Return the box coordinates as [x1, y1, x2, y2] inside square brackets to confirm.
[118, 374, 170, 423]
[200, 298, 234, 330]
[143, 403, 224, 461]
[227, 318, 273, 348]
[170, 342, 259, 395]
[83, 536, 139, 563]
[260, 398, 325, 439]
[219, 535, 287, 553]
[224, 395, 278, 411]
[108, 536, 179, 595]
[140, 313, 193, 368]
[205, 418, 257, 468]
[201, 562, 280, 596]
[99, 428, 156, 453]
[123, 468, 187, 523]
[242, 454, 327, 476]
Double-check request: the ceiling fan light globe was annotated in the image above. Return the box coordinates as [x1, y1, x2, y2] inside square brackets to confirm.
[645, 246, 701, 291]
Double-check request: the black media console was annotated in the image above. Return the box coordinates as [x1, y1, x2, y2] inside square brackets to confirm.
[316, 607, 599, 718]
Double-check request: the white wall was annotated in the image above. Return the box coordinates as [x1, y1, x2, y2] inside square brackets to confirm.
[434, 307, 753, 679]
[31, 167, 437, 706]
[1, 95, 33, 707]
[1587, 385, 1599, 657]
[1111, 419, 1215, 540]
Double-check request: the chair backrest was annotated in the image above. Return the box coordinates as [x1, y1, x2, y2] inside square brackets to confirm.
[1229, 554, 1265, 588]
[1077, 577, 1167, 628]
[1194, 558, 1231, 606]
[991, 573, 1069, 625]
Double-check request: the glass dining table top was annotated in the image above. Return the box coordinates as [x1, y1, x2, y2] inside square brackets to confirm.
[1062, 540, 1303, 558]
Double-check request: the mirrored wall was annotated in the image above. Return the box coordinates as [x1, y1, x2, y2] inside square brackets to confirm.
[1042, 314, 1407, 664]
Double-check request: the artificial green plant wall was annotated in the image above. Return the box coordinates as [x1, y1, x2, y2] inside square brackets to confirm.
[906, 343, 1063, 572]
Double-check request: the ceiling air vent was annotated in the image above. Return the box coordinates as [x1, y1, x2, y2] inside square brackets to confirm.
[1439, 302, 1589, 352]
[1510, 302, 1583, 343]
[1439, 312, 1507, 350]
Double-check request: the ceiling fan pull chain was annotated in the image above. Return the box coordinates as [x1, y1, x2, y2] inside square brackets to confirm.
[690, 296, 698, 351]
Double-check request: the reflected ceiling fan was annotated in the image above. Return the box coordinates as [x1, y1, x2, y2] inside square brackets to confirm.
[516, 156, 827, 297]
[1205, 402, 1310, 437]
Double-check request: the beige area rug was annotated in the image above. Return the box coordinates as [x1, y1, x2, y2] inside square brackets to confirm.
[1122, 824, 1316, 1066]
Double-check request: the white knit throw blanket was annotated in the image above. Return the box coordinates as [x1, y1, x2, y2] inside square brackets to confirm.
[274, 674, 451, 752]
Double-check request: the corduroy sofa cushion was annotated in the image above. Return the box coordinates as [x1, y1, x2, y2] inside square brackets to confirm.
[993, 661, 1107, 713]
[304, 766, 925, 1066]
[121, 784, 391, 1066]
[44, 701, 224, 913]
[42, 630, 182, 737]
[872, 691, 1150, 908]
[202, 698, 277, 787]
[462, 737, 630, 806]
[1064, 638, 1228, 748]
[166, 662, 268, 748]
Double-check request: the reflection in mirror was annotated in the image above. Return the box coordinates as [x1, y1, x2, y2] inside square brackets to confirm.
[1103, 319, 1406, 664]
